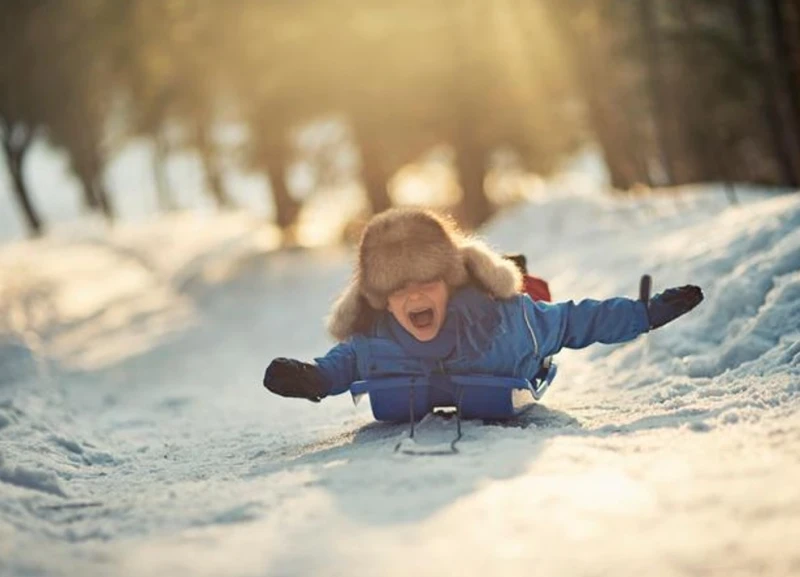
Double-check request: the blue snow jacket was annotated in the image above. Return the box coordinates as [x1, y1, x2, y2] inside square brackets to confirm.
[314, 285, 651, 396]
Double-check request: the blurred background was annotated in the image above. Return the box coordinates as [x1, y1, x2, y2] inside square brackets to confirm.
[2, 0, 799, 245]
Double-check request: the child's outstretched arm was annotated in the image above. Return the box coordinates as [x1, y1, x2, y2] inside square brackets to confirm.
[527, 285, 703, 358]
[263, 341, 358, 401]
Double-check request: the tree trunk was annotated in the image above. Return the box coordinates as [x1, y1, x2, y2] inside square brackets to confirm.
[93, 179, 115, 221]
[152, 131, 175, 211]
[263, 138, 300, 231]
[76, 168, 114, 221]
[454, 140, 491, 229]
[736, 0, 798, 185]
[677, 0, 722, 183]
[360, 143, 392, 215]
[76, 139, 114, 221]
[544, 3, 648, 190]
[2, 132, 42, 236]
[447, 2, 493, 226]
[195, 120, 231, 209]
[351, 119, 392, 215]
[785, 0, 800, 136]
[78, 169, 100, 210]
[639, 0, 676, 185]
[767, 0, 800, 184]
[201, 149, 229, 209]
[93, 139, 114, 220]
[587, 101, 640, 189]
[771, 0, 800, 143]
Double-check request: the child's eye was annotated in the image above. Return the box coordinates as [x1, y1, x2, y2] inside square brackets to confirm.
[391, 279, 440, 297]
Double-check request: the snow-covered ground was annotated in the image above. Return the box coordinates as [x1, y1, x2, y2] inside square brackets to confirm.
[1, 171, 799, 576]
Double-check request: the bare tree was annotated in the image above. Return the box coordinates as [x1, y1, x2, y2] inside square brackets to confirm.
[544, 0, 651, 189]
[766, 0, 800, 184]
[639, 0, 676, 185]
[0, 117, 40, 235]
[0, 0, 46, 236]
[735, 0, 799, 185]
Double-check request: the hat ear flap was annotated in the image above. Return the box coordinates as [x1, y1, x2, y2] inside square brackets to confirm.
[460, 240, 522, 299]
[326, 277, 376, 342]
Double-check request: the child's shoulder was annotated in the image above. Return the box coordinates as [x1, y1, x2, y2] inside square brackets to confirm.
[452, 283, 524, 303]
[450, 284, 528, 321]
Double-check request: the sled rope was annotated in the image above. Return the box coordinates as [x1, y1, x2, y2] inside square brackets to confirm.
[451, 386, 464, 452]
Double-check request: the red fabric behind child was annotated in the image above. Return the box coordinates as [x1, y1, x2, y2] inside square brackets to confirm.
[523, 275, 551, 302]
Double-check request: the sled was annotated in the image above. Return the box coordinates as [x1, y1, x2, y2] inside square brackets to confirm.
[350, 360, 557, 423]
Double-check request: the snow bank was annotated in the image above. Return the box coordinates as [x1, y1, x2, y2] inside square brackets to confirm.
[0, 182, 798, 577]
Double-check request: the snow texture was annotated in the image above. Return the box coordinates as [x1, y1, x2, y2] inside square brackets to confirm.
[1, 160, 799, 576]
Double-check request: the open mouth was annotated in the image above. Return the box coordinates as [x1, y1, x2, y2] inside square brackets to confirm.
[408, 308, 435, 329]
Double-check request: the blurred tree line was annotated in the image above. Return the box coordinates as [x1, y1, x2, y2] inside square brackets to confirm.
[2, 0, 799, 240]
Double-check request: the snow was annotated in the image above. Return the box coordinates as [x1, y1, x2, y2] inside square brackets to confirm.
[1, 157, 800, 576]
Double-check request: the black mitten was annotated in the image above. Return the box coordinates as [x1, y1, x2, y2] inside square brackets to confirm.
[263, 358, 329, 402]
[647, 285, 704, 330]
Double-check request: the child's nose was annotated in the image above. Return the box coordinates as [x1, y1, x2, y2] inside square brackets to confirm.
[407, 290, 422, 300]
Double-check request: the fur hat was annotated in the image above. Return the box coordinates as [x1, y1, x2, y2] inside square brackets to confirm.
[326, 207, 522, 341]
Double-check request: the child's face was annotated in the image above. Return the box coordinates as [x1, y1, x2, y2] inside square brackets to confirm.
[386, 279, 449, 342]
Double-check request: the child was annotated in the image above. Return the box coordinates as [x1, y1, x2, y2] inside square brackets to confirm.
[263, 208, 703, 403]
